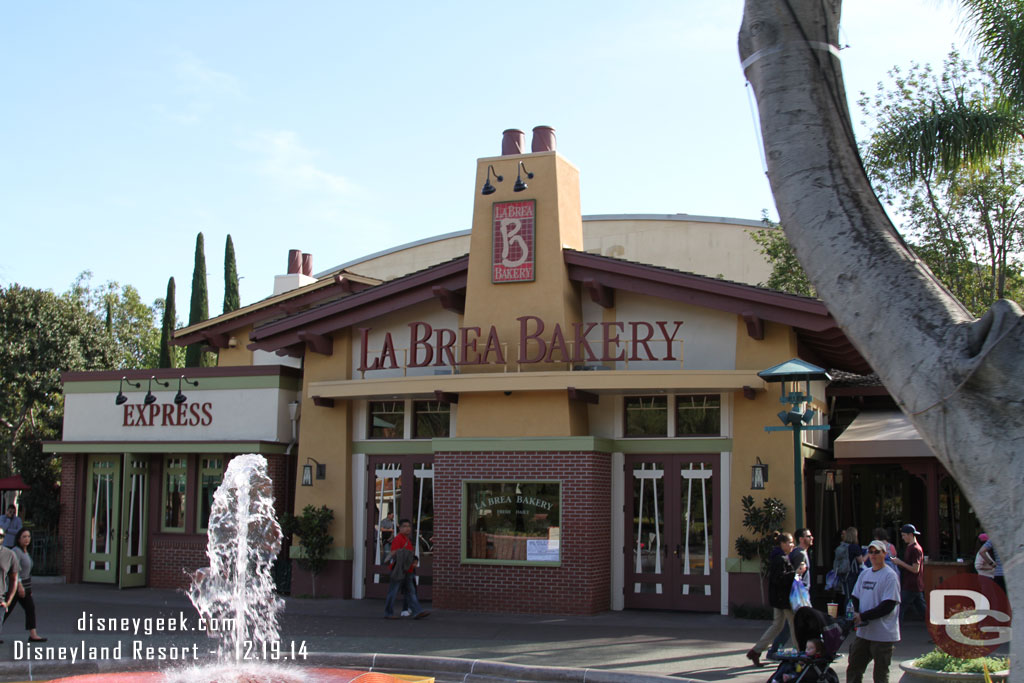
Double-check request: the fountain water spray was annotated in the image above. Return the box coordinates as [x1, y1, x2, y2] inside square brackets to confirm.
[187, 453, 284, 662]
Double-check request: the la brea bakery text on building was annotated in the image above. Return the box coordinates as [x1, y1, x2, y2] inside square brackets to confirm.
[49, 126, 969, 615]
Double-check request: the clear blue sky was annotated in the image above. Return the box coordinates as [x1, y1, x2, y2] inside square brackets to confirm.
[1, 1, 968, 316]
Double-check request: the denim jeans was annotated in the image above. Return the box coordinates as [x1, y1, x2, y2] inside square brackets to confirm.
[384, 573, 423, 617]
[900, 588, 926, 622]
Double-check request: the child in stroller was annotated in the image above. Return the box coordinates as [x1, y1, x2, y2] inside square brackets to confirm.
[765, 606, 854, 683]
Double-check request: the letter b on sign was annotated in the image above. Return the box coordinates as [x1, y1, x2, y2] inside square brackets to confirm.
[927, 575, 1011, 659]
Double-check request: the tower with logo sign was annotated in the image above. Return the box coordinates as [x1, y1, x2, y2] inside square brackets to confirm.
[458, 128, 587, 437]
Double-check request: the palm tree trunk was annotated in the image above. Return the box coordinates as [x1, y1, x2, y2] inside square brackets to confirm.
[740, 3, 1024, 676]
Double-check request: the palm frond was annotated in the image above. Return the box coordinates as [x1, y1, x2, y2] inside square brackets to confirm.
[960, 0, 1024, 105]
[869, 99, 1023, 180]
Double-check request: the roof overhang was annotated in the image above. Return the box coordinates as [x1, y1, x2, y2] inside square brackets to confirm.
[834, 411, 933, 460]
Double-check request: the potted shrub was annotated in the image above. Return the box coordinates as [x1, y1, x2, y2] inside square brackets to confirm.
[898, 648, 1010, 682]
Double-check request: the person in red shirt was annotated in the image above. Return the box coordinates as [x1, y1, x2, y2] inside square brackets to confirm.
[891, 523, 925, 623]
[384, 519, 429, 619]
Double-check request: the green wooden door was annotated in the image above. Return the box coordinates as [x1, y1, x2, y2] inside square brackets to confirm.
[118, 453, 149, 588]
[83, 454, 120, 583]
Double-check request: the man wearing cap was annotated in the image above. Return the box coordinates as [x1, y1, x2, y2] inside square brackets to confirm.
[891, 523, 926, 623]
[847, 539, 901, 683]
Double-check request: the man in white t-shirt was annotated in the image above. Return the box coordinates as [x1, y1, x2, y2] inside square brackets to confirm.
[847, 540, 901, 683]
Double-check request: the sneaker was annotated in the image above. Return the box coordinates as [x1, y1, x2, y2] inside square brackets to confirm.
[746, 649, 762, 667]
[400, 610, 411, 617]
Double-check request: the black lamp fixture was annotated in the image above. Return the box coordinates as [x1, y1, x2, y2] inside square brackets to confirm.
[144, 376, 170, 405]
[751, 457, 768, 490]
[174, 375, 200, 405]
[513, 161, 533, 192]
[115, 377, 142, 405]
[301, 457, 327, 486]
[481, 164, 503, 195]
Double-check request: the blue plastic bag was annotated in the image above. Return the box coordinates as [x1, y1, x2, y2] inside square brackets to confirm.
[789, 578, 811, 611]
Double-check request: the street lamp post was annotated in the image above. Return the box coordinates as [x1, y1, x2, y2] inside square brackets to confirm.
[757, 359, 832, 529]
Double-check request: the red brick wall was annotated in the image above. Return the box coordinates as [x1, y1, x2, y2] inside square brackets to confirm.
[149, 535, 208, 589]
[59, 455, 79, 581]
[290, 559, 352, 599]
[432, 451, 610, 615]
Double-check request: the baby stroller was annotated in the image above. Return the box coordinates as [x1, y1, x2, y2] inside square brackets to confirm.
[764, 607, 855, 683]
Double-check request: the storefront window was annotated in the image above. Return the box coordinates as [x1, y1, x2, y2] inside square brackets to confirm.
[369, 401, 404, 439]
[625, 396, 668, 437]
[676, 395, 721, 436]
[197, 457, 226, 533]
[162, 456, 187, 532]
[413, 401, 450, 439]
[464, 481, 560, 564]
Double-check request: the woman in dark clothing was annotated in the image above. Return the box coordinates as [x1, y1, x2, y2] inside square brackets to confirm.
[746, 532, 806, 667]
[5, 529, 45, 641]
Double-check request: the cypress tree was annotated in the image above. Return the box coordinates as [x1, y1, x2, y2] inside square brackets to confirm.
[159, 277, 176, 368]
[223, 234, 240, 313]
[185, 232, 209, 367]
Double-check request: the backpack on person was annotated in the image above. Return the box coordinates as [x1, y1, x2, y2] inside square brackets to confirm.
[832, 541, 852, 577]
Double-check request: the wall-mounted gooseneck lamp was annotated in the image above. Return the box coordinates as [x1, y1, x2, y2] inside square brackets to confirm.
[115, 377, 142, 405]
[513, 161, 534, 192]
[174, 376, 200, 405]
[301, 457, 327, 486]
[144, 376, 170, 405]
[481, 164, 503, 195]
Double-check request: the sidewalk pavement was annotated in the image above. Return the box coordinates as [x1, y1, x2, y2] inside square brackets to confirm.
[0, 582, 937, 682]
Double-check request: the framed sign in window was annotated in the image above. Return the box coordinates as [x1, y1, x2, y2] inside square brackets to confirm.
[463, 480, 560, 565]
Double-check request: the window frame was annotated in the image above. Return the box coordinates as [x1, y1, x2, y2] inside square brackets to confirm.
[462, 479, 562, 567]
[196, 456, 226, 533]
[161, 456, 188, 533]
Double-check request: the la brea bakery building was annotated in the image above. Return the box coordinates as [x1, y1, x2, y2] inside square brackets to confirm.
[49, 128, 872, 614]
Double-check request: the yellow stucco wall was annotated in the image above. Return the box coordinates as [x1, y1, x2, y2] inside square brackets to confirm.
[456, 390, 585, 438]
[294, 333, 353, 547]
[730, 320, 804, 555]
[214, 324, 254, 367]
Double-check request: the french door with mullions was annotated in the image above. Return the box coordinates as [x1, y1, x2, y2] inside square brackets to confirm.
[364, 455, 434, 600]
[624, 453, 719, 611]
[82, 453, 149, 587]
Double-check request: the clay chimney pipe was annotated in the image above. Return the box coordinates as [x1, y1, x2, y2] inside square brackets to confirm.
[501, 129, 525, 156]
[301, 253, 313, 277]
[287, 249, 303, 275]
[531, 126, 556, 152]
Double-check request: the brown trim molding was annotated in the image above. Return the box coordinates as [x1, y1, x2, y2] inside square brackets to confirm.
[61, 365, 302, 383]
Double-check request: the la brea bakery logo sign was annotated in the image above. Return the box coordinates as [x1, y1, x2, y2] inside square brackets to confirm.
[493, 200, 534, 283]
[357, 316, 684, 372]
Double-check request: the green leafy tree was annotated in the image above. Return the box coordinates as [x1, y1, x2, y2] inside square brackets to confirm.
[748, 213, 817, 297]
[281, 504, 334, 598]
[185, 232, 211, 368]
[71, 272, 161, 369]
[223, 234, 240, 314]
[734, 495, 787, 606]
[158, 277, 180, 368]
[860, 52, 1024, 315]
[0, 284, 115, 490]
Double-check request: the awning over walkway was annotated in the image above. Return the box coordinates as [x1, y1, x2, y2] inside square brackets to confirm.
[834, 411, 933, 460]
[0, 475, 29, 490]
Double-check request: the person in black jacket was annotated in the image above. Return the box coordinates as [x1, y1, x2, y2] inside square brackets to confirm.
[747, 532, 807, 667]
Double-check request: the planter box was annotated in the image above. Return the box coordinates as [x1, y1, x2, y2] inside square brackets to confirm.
[898, 659, 1009, 682]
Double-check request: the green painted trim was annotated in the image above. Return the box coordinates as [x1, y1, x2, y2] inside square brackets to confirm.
[609, 438, 732, 453]
[288, 545, 353, 561]
[353, 440, 436, 455]
[435, 436, 615, 453]
[64, 375, 302, 393]
[43, 441, 290, 454]
[461, 559, 561, 567]
[726, 557, 763, 573]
